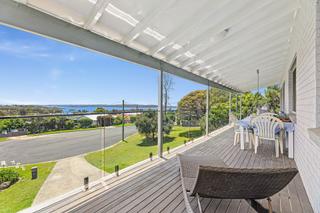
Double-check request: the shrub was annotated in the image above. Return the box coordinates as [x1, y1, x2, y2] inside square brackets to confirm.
[112, 116, 122, 125]
[79, 117, 93, 128]
[0, 169, 19, 184]
[129, 115, 137, 123]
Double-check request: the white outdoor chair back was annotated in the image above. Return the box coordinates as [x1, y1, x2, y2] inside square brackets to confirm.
[259, 112, 277, 117]
[252, 115, 283, 140]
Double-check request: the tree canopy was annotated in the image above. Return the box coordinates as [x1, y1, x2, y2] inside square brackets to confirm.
[177, 86, 280, 133]
[135, 111, 173, 141]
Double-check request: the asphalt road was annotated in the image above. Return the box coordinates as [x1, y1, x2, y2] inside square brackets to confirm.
[0, 126, 137, 164]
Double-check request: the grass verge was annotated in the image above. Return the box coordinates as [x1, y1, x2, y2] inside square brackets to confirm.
[85, 126, 202, 173]
[0, 138, 8, 143]
[29, 127, 100, 136]
[0, 162, 55, 213]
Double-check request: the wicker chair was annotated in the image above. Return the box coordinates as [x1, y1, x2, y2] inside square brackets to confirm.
[178, 154, 298, 213]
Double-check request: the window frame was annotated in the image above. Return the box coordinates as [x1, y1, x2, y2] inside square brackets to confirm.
[289, 56, 297, 114]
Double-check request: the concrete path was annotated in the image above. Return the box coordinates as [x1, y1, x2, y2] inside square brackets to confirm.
[33, 156, 106, 205]
[0, 126, 137, 164]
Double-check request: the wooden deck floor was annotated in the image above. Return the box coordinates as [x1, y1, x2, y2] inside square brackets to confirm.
[68, 129, 313, 213]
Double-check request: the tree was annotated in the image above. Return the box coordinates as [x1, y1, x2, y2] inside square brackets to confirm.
[79, 117, 93, 128]
[94, 107, 107, 113]
[177, 90, 206, 126]
[135, 111, 157, 140]
[163, 73, 174, 115]
[135, 111, 173, 141]
[264, 85, 280, 113]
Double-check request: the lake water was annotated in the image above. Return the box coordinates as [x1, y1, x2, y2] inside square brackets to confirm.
[48, 105, 176, 113]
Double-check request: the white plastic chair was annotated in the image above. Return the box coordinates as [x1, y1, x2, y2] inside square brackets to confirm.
[233, 115, 254, 148]
[230, 113, 241, 146]
[251, 115, 284, 157]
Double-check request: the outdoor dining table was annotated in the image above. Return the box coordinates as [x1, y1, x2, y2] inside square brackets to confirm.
[238, 116, 295, 159]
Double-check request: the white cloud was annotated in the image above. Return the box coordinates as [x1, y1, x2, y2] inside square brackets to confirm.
[0, 40, 50, 58]
[64, 54, 76, 61]
[49, 69, 62, 81]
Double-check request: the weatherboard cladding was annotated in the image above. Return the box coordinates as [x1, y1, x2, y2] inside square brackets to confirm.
[283, 0, 320, 211]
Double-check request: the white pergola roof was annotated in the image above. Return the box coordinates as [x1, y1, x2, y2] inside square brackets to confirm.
[2, 0, 299, 92]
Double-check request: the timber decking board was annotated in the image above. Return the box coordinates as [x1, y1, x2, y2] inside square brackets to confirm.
[65, 129, 313, 213]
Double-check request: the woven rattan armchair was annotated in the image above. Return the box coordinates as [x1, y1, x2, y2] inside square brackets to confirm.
[178, 154, 298, 213]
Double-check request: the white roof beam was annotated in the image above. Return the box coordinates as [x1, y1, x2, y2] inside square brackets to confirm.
[166, 0, 283, 62]
[84, 0, 112, 30]
[148, 0, 232, 55]
[121, 0, 176, 44]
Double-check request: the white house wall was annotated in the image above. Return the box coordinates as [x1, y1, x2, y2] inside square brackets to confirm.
[282, 0, 320, 211]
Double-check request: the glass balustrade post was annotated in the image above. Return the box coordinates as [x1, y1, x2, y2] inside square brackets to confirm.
[206, 83, 210, 136]
[229, 92, 232, 124]
[157, 66, 164, 158]
[240, 94, 242, 120]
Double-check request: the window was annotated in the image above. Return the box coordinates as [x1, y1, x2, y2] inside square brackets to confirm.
[281, 82, 285, 112]
[289, 57, 297, 113]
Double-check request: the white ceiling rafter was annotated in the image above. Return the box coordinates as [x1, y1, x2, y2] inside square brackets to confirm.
[198, 16, 291, 62]
[210, 44, 289, 76]
[216, 64, 287, 88]
[84, 0, 112, 30]
[148, 0, 232, 55]
[193, 29, 291, 73]
[165, 0, 280, 63]
[179, 3, 295, 69]
[234, 65, 286, 89]
[203, 47, 288, 81]
[220, 57, 286, 80]
[190, 18, 294, 72]
[121, 0, 177, 44]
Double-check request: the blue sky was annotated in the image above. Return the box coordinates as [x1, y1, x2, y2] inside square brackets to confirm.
[0, 25, 205, 105]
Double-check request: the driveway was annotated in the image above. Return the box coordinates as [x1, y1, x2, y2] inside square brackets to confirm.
[0, 126, 137, 164]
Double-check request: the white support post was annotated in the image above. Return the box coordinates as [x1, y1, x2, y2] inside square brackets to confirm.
[158, 66, 164, 158]
[206, 84, 210, 136]
[236, 94, 238, 118]
[240, 94, 242, 120]
[229, 92, 232, 124]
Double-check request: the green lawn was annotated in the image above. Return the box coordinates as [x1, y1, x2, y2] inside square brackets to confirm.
[0, 138, 8, 142]
[0, 162, 55, 213]
[85, 126, 202, 173]
[30, 127, 100, 136]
